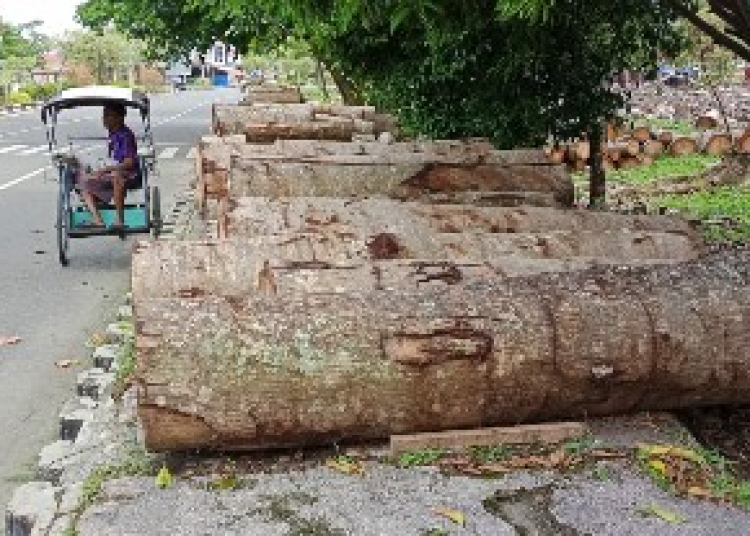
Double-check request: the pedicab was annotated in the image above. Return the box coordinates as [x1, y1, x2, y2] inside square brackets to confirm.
[41, 86, 161, 266]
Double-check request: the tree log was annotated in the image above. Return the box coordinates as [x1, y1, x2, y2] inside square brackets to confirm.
[643, 140, 665, 158]
[631, 126, 652, 143]
[670, 136, 699, 156]
[218, 198, 700, 262]
[705, 133, 735, 156]
[229, 159, 575, 207]
[132, 246, 750, 451]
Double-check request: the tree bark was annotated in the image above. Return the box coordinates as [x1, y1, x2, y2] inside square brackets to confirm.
[131, 242, 747, 452]
[327, 65, 365, 106]
[588, 123, 606, 208]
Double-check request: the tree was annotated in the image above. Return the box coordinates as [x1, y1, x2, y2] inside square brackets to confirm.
[60, 29, 145, 85]
[76, 1, 684, 206]
[500, 0, 750, 62]
[0, 19, 37, 60]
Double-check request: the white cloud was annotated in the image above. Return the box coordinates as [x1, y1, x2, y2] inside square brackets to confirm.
[2, 0, 83, 37]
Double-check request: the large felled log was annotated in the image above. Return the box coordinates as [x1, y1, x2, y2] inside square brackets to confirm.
[132, 246, 750, 451]
[229, 156, 574, 207]
[222, 198, 701, 262]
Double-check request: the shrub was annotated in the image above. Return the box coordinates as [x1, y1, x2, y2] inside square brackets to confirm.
[8, 91, 33, 105]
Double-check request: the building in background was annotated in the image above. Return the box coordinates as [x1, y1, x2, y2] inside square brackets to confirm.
[190, 41, 243, 87]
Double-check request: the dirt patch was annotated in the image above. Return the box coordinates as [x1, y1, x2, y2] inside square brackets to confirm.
[679, 405, 750, 480]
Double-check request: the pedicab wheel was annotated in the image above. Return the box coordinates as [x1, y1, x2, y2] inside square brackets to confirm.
[56, 186, 70, 267]
[150, 185, 161, 239]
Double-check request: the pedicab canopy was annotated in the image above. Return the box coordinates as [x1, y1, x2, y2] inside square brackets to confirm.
[41, 86, 150, 124]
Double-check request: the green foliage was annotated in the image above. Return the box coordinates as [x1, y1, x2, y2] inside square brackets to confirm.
[0, 19, 38, 59]
[657, 186, 750, 243]
[114, 335, 135, 394]
[7, 91, 32, 105]
[397, 448, 445, 468]
[18, 82, 60, 101]
[468, 444, 513, 464]
[61, 29, 144, 85]
[76, 0, 684, 147]
[563, 435, 599, 456]
[608, 154, 719, 184]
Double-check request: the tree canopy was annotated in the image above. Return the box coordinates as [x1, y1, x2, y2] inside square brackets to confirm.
[0, 18, 41, 60]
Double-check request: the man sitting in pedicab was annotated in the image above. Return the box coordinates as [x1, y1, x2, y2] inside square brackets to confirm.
[78, 103, 141, 230]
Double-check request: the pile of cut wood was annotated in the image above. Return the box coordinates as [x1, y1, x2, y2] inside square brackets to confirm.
[548, 120, 750, 172]
[240, 84, 304, 105]
[130, 96, 750, 452]
[211, 102, 399, 142]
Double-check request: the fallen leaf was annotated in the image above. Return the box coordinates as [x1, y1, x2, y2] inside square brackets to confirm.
[639, 503, 685, 523]
[638, 444, 705, 464]
[155, 464, 173, 489]
[0, 336, 22, 346]
[476, 462, 510, 474]
[86, 333, 107, 348]
[648, 459, 668, 476]
[208, 474, 241, 491]
[590, 449, 628, 459]
[687, 486, 715, 499]
[325, 457, 364, 476]
[55, 359, 81, 369]
[434, 506, 466, 527]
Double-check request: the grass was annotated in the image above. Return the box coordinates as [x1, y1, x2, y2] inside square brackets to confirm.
[607, 154, 720, 185]
[396, 448, 446, 468]
[65, 447, 156, 534]
[468, 444, 513, 464]
[629, 116, 695, 135]
[637, 444, 750, 510]
[656, 186, 750, 243]
[113, 336, 136, 395]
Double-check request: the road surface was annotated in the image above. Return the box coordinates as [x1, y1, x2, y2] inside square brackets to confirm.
[0, 87, 241, 519]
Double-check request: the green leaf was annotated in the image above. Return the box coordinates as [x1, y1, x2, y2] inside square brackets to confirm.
[638, 503, 685, 523]
[155, 464, 173, 489]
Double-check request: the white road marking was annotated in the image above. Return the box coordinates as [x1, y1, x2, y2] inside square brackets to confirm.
[0, 166, 47, 191]
[18, 145, 48, 155]
[0, 145, 28, 154]
[0, 144, 97, 192]
[158, 147, 179, 159]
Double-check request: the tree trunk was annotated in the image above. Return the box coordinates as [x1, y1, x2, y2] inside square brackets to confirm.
[588, 123, 606, 208]
[131, 243, 748, 452]
[328, 65, 365, 106]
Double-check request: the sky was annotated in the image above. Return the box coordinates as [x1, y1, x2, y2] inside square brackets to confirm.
[2, 0, 83, 37]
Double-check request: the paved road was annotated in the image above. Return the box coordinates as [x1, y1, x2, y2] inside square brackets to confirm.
[0, 87, 241, 518]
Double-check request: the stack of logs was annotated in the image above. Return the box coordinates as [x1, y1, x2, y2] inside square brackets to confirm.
[211, 102, 400, 142]
[549, 116, 750, 172]
[240, 84, 304, 105]
[131, 96, 750, 453]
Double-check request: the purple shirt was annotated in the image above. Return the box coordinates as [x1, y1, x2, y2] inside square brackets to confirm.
[108, 126, 139, 176]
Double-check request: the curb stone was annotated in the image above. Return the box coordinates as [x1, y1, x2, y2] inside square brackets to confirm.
[59, 398, 97, 442]
[92, 344, 120, 372]
[6, 293, 145, 536]
[4, 482, 60, 536]
[75, 369, 115, 401]
[105, 322, 133, 344]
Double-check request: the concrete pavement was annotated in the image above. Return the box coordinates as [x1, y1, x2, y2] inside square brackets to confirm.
[0, 87, 241, 527]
